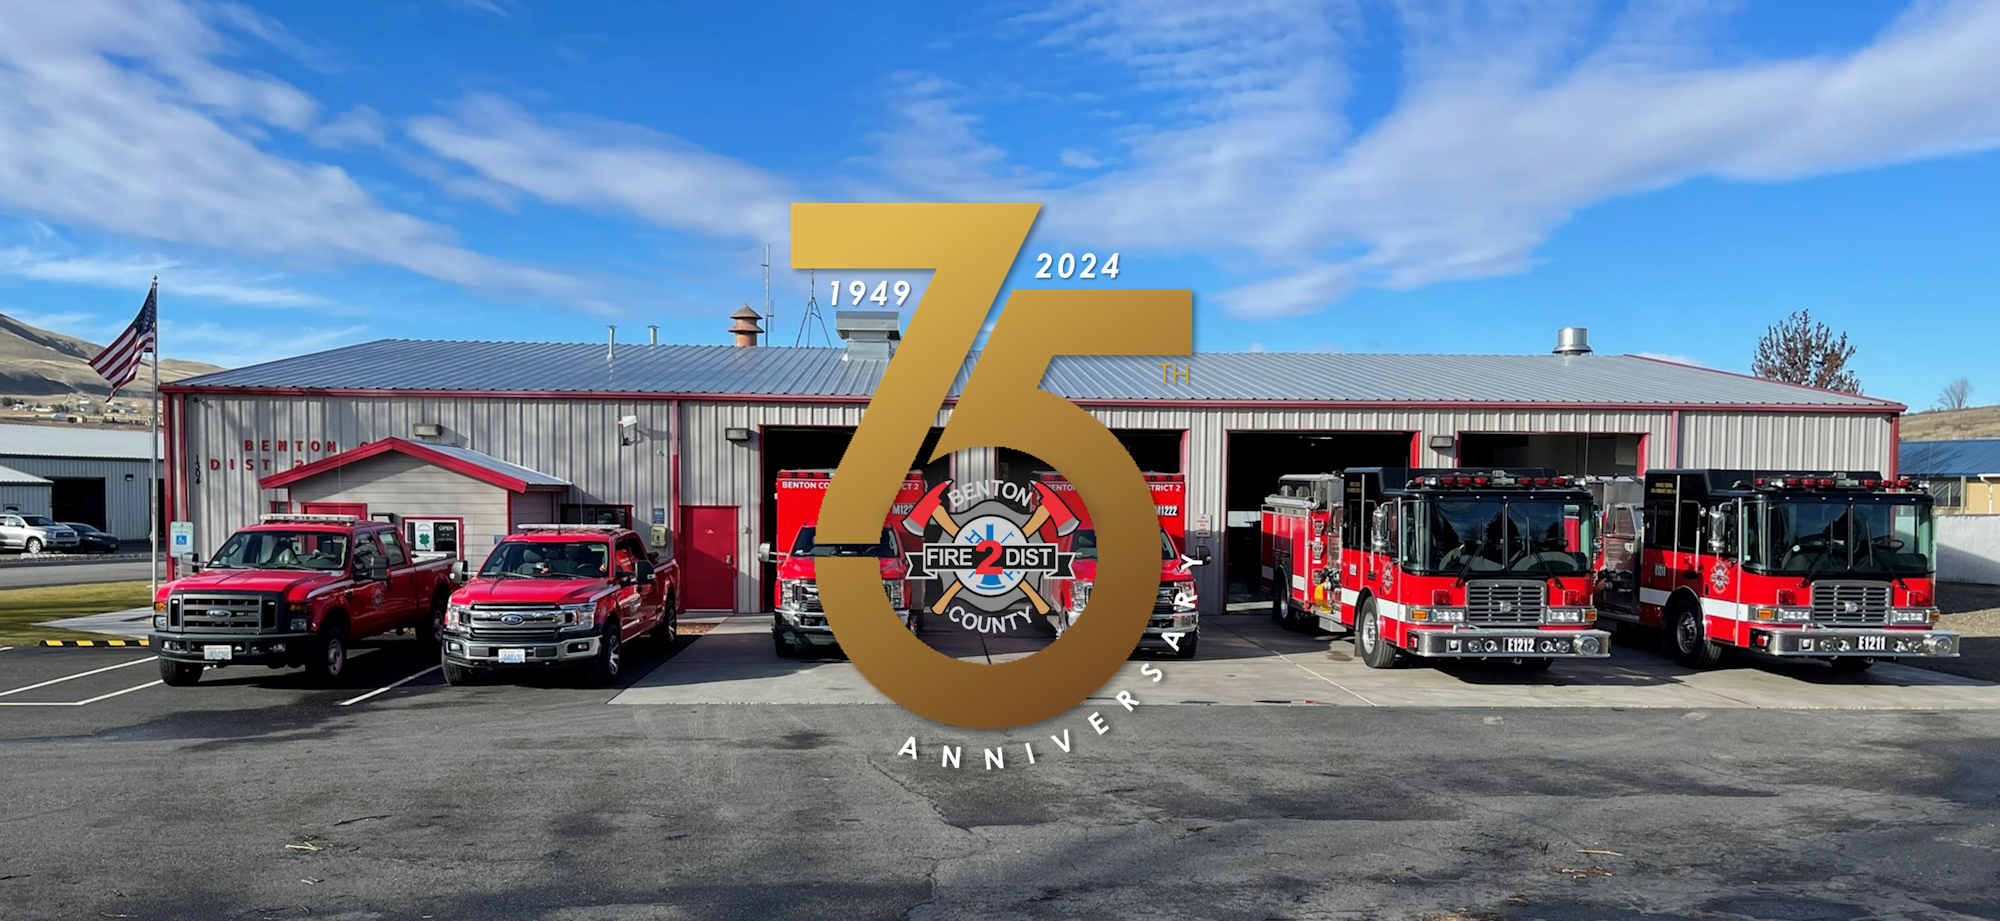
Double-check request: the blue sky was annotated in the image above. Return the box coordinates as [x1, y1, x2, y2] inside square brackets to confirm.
[0, 0, 1996, 412]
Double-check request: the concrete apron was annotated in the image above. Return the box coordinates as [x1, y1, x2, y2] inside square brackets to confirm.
[612, 613, 2000, 710]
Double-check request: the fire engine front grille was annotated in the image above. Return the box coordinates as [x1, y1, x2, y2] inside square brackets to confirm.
[467, 606, 565, 641]
[171, 593, 275, 631]
[1465, 581, 1546, 627]
[1810, 582, 1891, 626]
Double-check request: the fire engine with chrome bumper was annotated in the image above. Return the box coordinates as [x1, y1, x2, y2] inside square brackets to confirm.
[1752, 625, 1959, 658]
[773, 578, 908, 651]
[1403, 626, 1611, 658]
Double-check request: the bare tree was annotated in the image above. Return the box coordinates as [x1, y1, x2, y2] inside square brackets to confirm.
[1751, 309, 1861, 394]
[1937, 377, 1973, 411]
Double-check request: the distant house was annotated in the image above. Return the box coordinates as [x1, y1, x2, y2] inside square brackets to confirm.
[1900, 438, 2000, 514]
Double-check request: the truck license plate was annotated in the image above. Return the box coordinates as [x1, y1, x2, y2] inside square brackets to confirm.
[202, 644, 233, 661]
[1506, 637, 1534, 653]
[498, 648, 527, 664]
[1858, 635, 1887, 652]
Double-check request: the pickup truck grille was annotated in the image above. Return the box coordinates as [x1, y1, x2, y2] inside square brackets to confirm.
[797, 580, 823, 613]
[1810, 581, 1891, 626]
[169, 593, 276, 632]
[466, 605, 566, 641]
[1465, 580, 1546, 627]
[1153, 585, 1178, 615]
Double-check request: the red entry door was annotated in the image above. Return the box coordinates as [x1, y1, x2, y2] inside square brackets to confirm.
[301, 502, 367, 517]
[680, 506, 737, 611]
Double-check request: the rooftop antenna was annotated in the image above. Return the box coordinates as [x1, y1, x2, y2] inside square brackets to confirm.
[761, 244, 774, 343]
[797, 269, 831, 347]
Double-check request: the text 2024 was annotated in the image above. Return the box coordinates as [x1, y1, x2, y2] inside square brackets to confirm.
[1035, 252, 1120, 280]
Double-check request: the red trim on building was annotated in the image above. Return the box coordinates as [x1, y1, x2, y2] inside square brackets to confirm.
[1409, 432, 1423, 468]
[159, 383, 1903, 416]
[257, 437, 541, 492]
[1889, 415, 1900, 479]
[1667, 409, 1681, 469]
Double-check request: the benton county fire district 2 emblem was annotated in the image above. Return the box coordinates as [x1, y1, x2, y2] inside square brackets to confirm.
[902, 478, 1078, 636]
[1709, 560, 1731, 593]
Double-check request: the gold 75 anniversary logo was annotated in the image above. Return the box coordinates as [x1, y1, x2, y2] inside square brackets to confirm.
[796, 203, 1192, 730]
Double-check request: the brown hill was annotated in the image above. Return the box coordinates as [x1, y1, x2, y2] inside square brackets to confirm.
[0, 312, 224, 399]
[1902, 405, 2000, 441]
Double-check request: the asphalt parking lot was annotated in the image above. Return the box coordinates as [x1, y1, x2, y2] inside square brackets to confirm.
[3, 616, 1999, 921]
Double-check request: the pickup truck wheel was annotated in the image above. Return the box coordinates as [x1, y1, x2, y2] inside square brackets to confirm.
[1669, 604, 1724, 670]
[24, 537, 42, 554]
[1828, 656, 1875, 673]
[442, 662, 479, 686]
[774, 631, 800, 658]
[1357, 600, 1401, 669]
[305, 625, 349, 685]
[158, 659, 203, 686]
[1175, 631, 1199, 659]
[422, 594, 446, 647]
[582, 620, 623, 687]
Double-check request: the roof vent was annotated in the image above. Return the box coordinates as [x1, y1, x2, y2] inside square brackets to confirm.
[1553, 327, 1592, 356]
[835, 310, 900, 360]
[729, 304, 763, 348]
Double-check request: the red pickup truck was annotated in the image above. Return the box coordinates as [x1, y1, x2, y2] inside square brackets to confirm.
[149, 513, 462, 687]
[440, 523, 681, 687]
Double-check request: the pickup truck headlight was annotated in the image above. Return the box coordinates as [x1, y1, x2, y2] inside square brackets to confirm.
[445, 604, 473, 628]
[1172, 588, 1198, 611]
[778, 580, 805, 610]
[1071, 581, 1092, 612]
[1889, 607, 1939, 625]
[884, 580, 905, 609]
[289, 617, 311, 632]
[1410, 607, 1466, 624]
[1543, 607, 1595, 625]
[153, 615, 168, 629]
[560, 603, 598, 631]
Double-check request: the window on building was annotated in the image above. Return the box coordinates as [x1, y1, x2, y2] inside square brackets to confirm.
[1923, 479, 1963, 510]
[406, 519, 460, 558]
[563, 504, 633, 527]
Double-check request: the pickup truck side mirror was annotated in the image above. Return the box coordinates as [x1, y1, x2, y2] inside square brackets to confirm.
[757, 541, 775, 564]
[635, 560, 656, 584]
[365, 559, 389, 581]
[449, 559, 468, 583]
[1195, 546, 1212, 563]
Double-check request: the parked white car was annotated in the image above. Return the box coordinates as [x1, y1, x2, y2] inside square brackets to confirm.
[0, 513, 80, 554]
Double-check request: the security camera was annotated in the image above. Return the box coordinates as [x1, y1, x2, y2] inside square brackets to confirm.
[618, 415, 638, 428]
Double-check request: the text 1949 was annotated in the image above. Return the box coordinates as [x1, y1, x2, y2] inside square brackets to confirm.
[829, 280, 912, 307]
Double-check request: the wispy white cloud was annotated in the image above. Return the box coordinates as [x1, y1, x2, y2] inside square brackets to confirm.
[0, 248, 338, 309]
[1059, 148, 1107, 169]
[162, 319, 369, 368]
[1635, 351, 1707, 368]
[0, 0, 590, 307]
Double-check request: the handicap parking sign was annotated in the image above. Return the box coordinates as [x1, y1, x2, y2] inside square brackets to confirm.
[169, 521, 192, 553]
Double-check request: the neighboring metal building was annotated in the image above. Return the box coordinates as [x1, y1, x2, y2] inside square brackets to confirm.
[0, 461, 52, 517]
[161, 317, 1905, 614]
[0, 423, 162, 540]
[1901, 438, 2000, 514]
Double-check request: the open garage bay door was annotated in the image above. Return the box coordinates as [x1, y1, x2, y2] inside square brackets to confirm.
[759, 426, 948, 611]
[1457, 433, 1641, 477]
[1224, 431, 1414, 599]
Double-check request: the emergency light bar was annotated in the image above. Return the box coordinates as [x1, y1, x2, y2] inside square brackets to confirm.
[259, 514, 361, 524]
[516, 523, 625, 533]
[1412, 474, 1571, 489]
[1749, 474, 1914, 491]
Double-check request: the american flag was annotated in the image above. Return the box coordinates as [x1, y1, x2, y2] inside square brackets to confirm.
[89, 280, 157, 398]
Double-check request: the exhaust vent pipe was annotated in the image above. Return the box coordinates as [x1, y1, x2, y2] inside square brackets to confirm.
[1553, 327, 1592, 356]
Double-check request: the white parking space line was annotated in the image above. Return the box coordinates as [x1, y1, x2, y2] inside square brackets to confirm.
[338, 664, 441, 707]
[0, 656, 156, 698]
[0, 680, 163, 707]
[0, 646, 14, 653]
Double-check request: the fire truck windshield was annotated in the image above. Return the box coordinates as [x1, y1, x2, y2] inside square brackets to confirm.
[210, 530, 350, 571]
[1067, 529, 1176, 561]
[1419, 497, 1593, 576]
[789, 526, 899, 557]
[1747, 499, 1933, 577]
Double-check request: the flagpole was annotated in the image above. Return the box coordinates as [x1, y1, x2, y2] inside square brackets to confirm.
[149, 275, 160, 601]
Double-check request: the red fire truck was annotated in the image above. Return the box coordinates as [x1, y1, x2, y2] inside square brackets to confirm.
[758, 469, 925, 657]
[1336, 467, 1611, 669]
[1260, 473, 1343, 632]
[1592, 469, 1958, 671]
[1037, 472, 1203, 657]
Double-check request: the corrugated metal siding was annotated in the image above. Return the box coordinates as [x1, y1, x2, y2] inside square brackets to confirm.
[175, 341, 1898, 409]
[287, 453, 511, 555]
[1677, 412, 1892, 473]
[0, 483, 51, 516]
[2, 455, 161, 540]
[180, 395, 676, 566]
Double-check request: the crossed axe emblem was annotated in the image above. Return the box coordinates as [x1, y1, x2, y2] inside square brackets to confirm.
[901, 479, 1081, 616]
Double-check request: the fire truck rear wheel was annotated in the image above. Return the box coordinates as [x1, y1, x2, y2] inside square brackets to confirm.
[1669, 604, 1723, 670]
[1270, 573, 1287, 622]
[1357, 600, 1401, 669]
[1828, 656, 1874, 673]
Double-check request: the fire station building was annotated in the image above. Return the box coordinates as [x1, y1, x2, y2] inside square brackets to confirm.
[161, 313, 1904, 615]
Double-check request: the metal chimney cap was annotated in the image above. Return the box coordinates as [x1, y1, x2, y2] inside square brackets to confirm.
[1553, 327, 1592, 355]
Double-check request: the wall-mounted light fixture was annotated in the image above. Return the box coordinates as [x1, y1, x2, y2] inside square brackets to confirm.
[724, 427, 751, 443]
[124, 473, 135, 482]
[413, 423, 442, 439]
[1429, 435, 1456, 451]
[618, 415, 640, 447]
